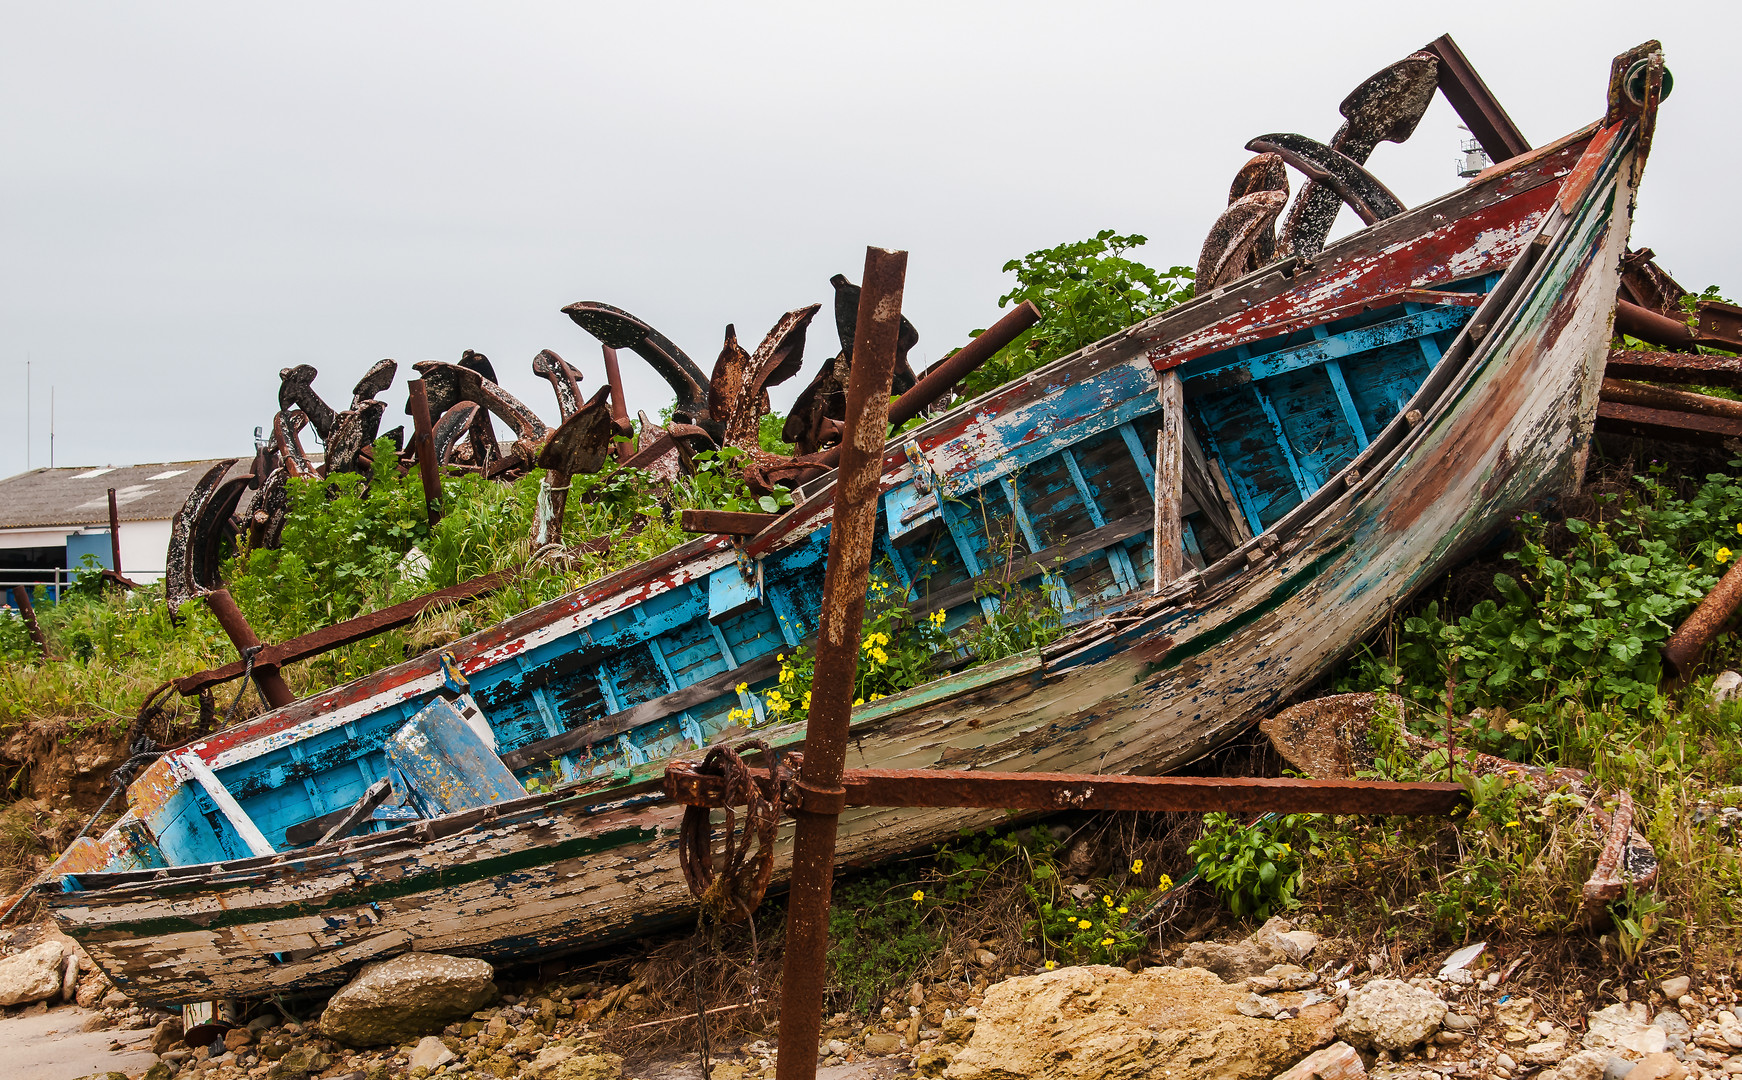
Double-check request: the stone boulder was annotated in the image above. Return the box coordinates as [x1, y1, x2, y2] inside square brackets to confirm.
[0, 941, 69, 1006]
[1583, 1003, 1669, 1057]
[1536, 1050, 1609, 1080]
[1178, 941, 1275, 982]
[943, 965, 1333, 1080]
[318, 953, 496, 1047]
[1335, 979, 1447, 1051]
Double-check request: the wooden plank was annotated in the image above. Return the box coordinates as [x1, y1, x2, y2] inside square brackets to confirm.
[1322, 360, 1370, 450]
[497, 652, 782, 771]
[318, 779, 394, 845]
[679, 509, 778, 536]
[1182, 306, 1472, 398]
[1060, 447, 1140, 594]
[1156, 372, 1185, 589]
[917, 512, 1150, 616]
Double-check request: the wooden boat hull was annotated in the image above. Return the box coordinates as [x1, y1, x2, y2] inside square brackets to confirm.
[47, 118, 1639, 1005]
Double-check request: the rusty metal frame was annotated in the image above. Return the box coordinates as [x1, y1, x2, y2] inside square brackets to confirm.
[1421, 34, 1530, 161]
[175, 569, 515, 697]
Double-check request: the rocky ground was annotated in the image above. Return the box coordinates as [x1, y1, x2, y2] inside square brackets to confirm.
[2, 911, 1733, 1080]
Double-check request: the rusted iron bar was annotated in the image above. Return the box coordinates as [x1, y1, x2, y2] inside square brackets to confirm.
[810, 300, 1041, 469]
[1421, 34, 1529, 161]
[407, 379, 444, 529]
[1694, 301, 1742, 351]
[1616, 299, 1696, 351]
[1594, 400, 1742, 447]
[601, 345, 632, 463]
[9, 586, 50, 658]
[175, 569, 515, 695]
[777, 247, 907, 1080]
[1601, 378, 1742, 421]
[1605, 348, 1742, 390]
[665, 767, 1468, 817]
[202, 588, 296, 710]
[678, 509, 778, 537]
[1664, 557, 1742, 674]
[99, 488, 137, 590]
[273, 412, 309, 479]
[107, 488, 124, 576]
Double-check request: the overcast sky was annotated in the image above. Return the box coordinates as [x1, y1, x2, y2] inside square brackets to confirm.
[3, 3, 1736, 479]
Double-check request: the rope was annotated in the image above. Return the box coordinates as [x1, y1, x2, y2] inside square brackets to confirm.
[223, 646, 263, 726]
[675, 740, 789, 925]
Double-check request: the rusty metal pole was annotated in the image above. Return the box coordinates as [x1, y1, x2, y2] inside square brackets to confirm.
[1663, 559, 1742, 674]
[10, 586, 50, 658]
[775, 247, 907, 1080]
[407, 379, 444, 529]
[106, 488, 124, 577]
[203, 588, 295, 710]
[601, 345, 632, 463]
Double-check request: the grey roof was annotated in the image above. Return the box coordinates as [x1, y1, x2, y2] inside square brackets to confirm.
[0, 459, 256, 530]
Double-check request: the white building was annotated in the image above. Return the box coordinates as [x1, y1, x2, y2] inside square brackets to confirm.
[0, 459, 250, 600]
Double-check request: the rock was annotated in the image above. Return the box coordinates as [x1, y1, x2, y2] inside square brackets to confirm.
[1712, 670, 1742, 702]
[908, 984, 926, 1008]
[318, 953, 496, 1047]
[1523, 1032, 1571, 1064]
[550, 1052, 623, 1080]
[942, 965, 1333, 1080]
[0, 941, 70, 1006]
[224, 1027, 255, 1053]
[1335, 979, 1447, 1051]
[409, 1036, 455, 1071]
[973, 949, 997, 968]
[1607, 1057, 1639, 1080]
[1653, 1011, 1690, 1039]
[1273, 1040, 1365, 1080]
[142, 1063, 173, 1080]
[1661, 977, 1692, 1000]
[864, 1032, 905, 1055]
[523, 1045, 576, 1079]
[1179, 941, 1276, 982]
[101, 990, 130, 1009]
[1624, 1052, 1688, 1080]
[1275, 932, 1321, 963]
[824, 1039, 849, 1058]
[1246, 917, 1298, 960]
[1585, 1003, 1670, 1056]
[75, 975, 109, 1009]
[150, 1017, 184, 1054]
[1442, 1012, 1478, 1032]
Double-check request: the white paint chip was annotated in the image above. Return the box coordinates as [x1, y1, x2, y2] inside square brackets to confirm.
[146, 469, 188, 480]
[70, 468, 115, 479]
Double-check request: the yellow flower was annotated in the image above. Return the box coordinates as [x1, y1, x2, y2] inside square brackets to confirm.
[777, 653, 785, 662]
[853, 697, 864, 706]
[1505, 820, 1521, 828]
[912, 890, 924, 903]
[1101, 895, 1112, 906]
[1736, 523, 1741, 536]
[1156, 874, 1173, 891]
[871, 648, 889, 665]
[736, 682, 748, 694]
[1077, 919, 1091, 929]
[802, 691, 812, 707]
[1130, 859, 1143, 874]
[1100, 937, 1114, 946]
[1117, 906, 1128, 914]
[929, 610, 946, 627]
[1044, 960, 1056, 970]
[929, 559, 939, 566]
[1721, 547, 1734, 564]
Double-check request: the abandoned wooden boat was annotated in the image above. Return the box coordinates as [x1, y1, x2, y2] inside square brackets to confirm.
[41, 44, 1663, 1005]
